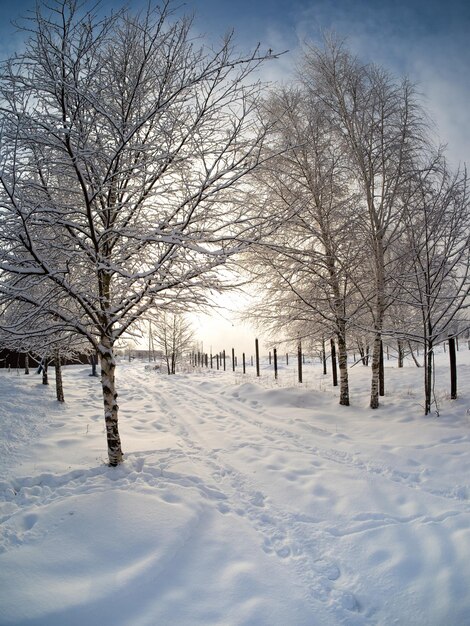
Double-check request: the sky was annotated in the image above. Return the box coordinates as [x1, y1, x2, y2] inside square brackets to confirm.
[0, 0, 468, 355]
[2, 0, 468, 161]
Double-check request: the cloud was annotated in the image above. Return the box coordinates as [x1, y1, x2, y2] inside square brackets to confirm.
[288, 0, 469, 165]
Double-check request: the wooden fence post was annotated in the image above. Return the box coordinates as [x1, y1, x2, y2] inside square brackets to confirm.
[297, 341, 303, 384]
[449, 336, 457, 399]
[398, 339, 404, 368]
[331, 338, 338, 387]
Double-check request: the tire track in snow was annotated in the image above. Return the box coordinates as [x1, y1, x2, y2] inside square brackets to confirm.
[153, 377, 368, 620]
[169, 377, 470, 508]
[151, 374, 470, 622]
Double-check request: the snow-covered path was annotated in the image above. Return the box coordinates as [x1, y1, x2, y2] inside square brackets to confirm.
[1, 356, 470, 625]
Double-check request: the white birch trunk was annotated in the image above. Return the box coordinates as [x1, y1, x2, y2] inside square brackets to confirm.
[337, 329, 350, 406]
[54, 352, 64, 403]
[370, 234, 385, 409]
[99, 337, 123, 466]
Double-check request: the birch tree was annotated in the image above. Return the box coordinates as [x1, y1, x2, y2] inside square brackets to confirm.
[399, 157, 470, 413]
[301, 38, 428, 408]
[0, 289, 92, 401]
[249, 86, 363, 405]
[151, 311, 193, 374]
[0, 0, 276, 464]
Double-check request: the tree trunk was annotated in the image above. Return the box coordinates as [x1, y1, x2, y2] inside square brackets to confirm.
[90, 353, 98, 377]
[397, 339, 404, 368]
[407, 341, 421, 367]
[370, 248, 386, 407]
[424, 342, 433, 415]
[358, 341, 369, 366]
[99, 338, 123, 466]
[379, 340, 385, 397]
[337, 330, 350, 406]
[24, 353, 30, 375]
[370, 331, 382, 408]
[55, 352, 65, 403]
[42, 359, 49, 385]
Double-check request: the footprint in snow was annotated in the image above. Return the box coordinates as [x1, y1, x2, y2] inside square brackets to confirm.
[276, 545, 291, 558]
[334, 589, 360, 612]
[160, 491, 182, 504]
[217, 502, 231, 514]
[315, 560, 341, 581]
[250, 491, 265, 507]
[21, 513, 38, 531]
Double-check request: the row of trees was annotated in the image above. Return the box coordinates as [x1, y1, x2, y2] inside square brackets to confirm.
[246, 39, 470, 414]
[0, 2, 468, 465]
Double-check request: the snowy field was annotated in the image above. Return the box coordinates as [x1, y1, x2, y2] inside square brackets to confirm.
[1, 350, 470, 625]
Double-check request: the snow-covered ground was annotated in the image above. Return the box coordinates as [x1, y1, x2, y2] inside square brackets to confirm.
[1, 349, 470, 625]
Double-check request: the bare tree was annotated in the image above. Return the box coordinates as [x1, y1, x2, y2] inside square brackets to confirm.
[398, 156, 470, 414]
[0, 293, 91, 401]
[0, 0, 277, 464]
[248, 85, 364, 405]
[152, 311, 193, 374]
[301, 37, 428, 408]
